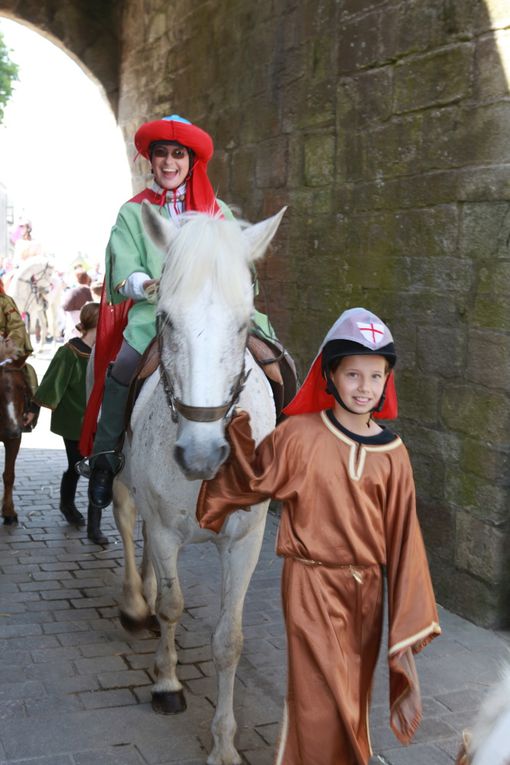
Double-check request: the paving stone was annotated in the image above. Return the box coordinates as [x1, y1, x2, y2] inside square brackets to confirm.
[0, 623, 42, 639]
[42, 622, 91, 635]
[1, 437, 510, 764]
[74, 656, 128, 675]
[380, 742, 454, 764]
[78, 642, 132, 659]
[0, 757, 73, 764]
[73, 746, 145, 764]
[97, 670, 151, 689]
[0, 699, 25, 723]
[31, 646, 82, 663]
[78, 689, 136, 710]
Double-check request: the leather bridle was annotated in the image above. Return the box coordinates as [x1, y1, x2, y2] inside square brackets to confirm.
[157, 315, 250, 424]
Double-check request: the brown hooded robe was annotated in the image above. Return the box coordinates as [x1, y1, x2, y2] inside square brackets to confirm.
[197, 410, 440, 765]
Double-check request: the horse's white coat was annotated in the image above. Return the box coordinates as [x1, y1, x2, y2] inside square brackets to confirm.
[113, 206, 285, 765]
[471, 665, 510, 765]
[6, 401, 18, 432]
[8, 258, 63, 351]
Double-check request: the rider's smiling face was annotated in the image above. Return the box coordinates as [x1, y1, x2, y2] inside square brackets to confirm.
[150, 143, 190, 191]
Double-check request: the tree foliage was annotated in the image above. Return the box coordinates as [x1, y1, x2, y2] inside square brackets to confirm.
[0, 31, 18, 124]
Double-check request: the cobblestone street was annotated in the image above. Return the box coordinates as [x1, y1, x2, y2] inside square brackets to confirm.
[0, 352, 509, 765]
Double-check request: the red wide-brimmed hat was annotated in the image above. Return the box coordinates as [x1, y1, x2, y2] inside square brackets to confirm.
[134, 114, 214, 162]
[283, 307, 398, 419]
[134, 114, 220, 214]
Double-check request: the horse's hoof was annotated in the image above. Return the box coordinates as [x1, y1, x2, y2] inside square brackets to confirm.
[119, 610, 151, 634]
[2, 515, 18, 526]
[152, 689, 187, 715]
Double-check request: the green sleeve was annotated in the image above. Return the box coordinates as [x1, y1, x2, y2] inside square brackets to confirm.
[105, 206, 145, 304]
[105, 203, 167, 304]
[217, 199, 235, 220]
[34, 346, 75, 411]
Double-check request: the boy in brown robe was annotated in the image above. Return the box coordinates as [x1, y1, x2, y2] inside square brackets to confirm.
[197, 307, 441, 765]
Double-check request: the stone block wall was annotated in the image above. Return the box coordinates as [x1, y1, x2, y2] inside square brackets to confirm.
[118, 0, 510, 627]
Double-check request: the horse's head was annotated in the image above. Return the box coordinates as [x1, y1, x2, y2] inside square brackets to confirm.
[142, 202, 286, 480]
[0, 364, 29, 440]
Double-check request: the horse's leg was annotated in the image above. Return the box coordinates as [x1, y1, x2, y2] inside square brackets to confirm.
[2, 437, 21, 525]
[141, 521, 158, 626]
[145, 524, 187, 715]
[112, 480, 152, 632]
[208, 508, 268, 765]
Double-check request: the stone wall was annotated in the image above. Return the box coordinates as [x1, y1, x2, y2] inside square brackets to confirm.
[5, 0, 510, 627]
[119, 0, 510, 627]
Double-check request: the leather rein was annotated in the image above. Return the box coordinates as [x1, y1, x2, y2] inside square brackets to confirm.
[157, 317, 250, 424]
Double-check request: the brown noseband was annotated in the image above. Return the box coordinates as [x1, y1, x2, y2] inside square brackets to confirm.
[157, 324, 249, 424]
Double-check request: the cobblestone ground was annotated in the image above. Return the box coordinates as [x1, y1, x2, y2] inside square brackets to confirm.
[0, 352, 509, 765]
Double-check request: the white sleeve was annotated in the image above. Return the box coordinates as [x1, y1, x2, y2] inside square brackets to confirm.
[118, 272, 151, 301]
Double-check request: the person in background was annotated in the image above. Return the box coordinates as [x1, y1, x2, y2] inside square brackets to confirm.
[61, 268, 93, 341]
[30, 302, 108, 544]
[0, 282, 38, 415]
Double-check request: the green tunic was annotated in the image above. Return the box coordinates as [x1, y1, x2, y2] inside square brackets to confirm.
[34, 340, 91, 440]
[105, 195, 275, 354]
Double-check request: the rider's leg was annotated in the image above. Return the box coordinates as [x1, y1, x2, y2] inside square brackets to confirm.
[60, 438, 85, 526]
[88, 341, 142, 509]
[87, 504, 108, 545]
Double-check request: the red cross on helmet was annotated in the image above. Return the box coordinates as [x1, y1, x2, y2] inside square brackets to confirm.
[284, 307, 398, 419]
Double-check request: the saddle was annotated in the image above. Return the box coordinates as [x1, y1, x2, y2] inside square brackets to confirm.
[126, 331, 298, 428]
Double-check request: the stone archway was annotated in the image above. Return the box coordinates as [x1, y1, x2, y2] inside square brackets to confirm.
[0, 0, 121, 112]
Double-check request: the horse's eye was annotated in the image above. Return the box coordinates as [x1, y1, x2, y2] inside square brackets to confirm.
[158, 312, 174, 332]
[238, 322, 248, 335]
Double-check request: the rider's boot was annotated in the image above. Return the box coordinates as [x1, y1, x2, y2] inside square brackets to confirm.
[59, 472, 85, 526]
[87, 504, 108, 545]
[88, 370, 130, 510]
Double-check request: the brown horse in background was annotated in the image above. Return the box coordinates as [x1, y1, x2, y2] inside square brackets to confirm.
[0, 352, 31, 525]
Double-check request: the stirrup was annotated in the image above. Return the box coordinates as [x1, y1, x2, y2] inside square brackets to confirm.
[75, 450, 125, 479]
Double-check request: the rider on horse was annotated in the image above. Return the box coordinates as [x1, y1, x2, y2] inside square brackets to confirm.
[84, 115, 276, 511]
[0, 283, 38, 417]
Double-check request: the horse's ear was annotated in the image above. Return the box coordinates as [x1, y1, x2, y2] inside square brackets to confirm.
[243, 207, 287, 262]
[141, 200, 179, 251]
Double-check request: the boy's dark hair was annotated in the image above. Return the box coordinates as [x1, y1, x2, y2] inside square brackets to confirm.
[322, 339, 396, 376]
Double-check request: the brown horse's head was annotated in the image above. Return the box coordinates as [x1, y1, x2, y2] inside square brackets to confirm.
[0, 365, 29, 440]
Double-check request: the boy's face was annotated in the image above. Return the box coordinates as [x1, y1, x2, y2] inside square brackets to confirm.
[331, 354, 388, 415]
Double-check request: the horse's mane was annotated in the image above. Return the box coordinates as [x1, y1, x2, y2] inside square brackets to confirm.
[158, 213, 253, 316]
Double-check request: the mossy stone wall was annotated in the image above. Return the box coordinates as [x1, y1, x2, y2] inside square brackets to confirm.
[119, 0, 510, 627]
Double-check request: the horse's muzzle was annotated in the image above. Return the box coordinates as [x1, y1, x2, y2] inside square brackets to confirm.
[173, 439, 231, 481]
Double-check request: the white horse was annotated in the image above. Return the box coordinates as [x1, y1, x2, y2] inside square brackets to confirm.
[112, 203, 285, 765]
[8, 258, 62, 350]
[456, 664, 510, 765]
